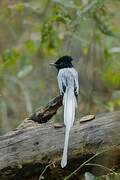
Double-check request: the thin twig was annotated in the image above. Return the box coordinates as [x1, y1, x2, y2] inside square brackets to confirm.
[64, 146, 117, 180]
[85, 163, 117, 177]
[39, 162, 55, 180]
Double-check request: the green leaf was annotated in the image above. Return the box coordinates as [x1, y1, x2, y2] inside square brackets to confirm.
[14, 2, 25, 12]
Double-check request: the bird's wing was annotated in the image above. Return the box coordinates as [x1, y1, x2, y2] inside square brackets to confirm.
[57, 70, 66, 95]
[68, 68, 79, 99]
[74, 70, 79, 99]
[72, 69, 79, 94]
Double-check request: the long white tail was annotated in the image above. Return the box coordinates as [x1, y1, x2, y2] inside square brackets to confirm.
[61, 88, 77, 168]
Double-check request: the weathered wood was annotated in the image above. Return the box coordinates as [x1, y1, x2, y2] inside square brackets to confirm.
[0, 110, 120, 179]
[28, 95, 62, 123]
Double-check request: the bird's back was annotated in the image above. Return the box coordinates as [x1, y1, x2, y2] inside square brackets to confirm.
[57, 67, 78, 93]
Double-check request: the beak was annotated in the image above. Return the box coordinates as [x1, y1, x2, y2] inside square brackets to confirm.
[49, 63, 56, 67]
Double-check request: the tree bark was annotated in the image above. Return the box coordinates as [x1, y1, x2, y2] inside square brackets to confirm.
[0, 95, 120, 180]
[28, 95, 62, 123]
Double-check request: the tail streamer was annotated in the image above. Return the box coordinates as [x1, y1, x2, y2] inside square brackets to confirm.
[61, 88, 77, 168]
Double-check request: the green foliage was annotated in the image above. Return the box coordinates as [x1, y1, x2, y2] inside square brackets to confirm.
[94, 13, 115, 36]
[101, 44, 120, 90]
[102, 59, 120, 89]
[25, 40, 39, 54]
[1, 48, 21, 68]
[0, 0, 120, 133]
[41, 21, 60, 55]
[13, 2, 25, 13]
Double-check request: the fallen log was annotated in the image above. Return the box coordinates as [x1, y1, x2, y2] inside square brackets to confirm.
[0, 96, 120, 180]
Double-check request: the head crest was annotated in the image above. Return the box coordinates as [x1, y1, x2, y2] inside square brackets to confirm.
[56, 56, 73, 63]
[53, 55, 73, 70]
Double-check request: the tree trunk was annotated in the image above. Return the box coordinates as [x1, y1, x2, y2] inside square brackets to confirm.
[0, 96, 120, 180]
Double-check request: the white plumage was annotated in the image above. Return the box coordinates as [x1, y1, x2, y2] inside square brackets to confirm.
[57, 68, 79, 168]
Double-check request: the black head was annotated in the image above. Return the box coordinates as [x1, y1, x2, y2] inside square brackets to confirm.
[50, 55, 73, 71]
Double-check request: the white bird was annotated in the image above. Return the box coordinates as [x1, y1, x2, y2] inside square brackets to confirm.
[50, 56, 79, 168]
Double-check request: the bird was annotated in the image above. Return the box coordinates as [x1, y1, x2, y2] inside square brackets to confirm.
[50, 55, 79, 168]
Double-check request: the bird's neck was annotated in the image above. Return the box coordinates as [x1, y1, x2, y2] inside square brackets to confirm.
[57, 64, 73, 71]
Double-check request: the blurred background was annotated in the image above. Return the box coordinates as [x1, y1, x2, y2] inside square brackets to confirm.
[0, 0, 120, 134]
